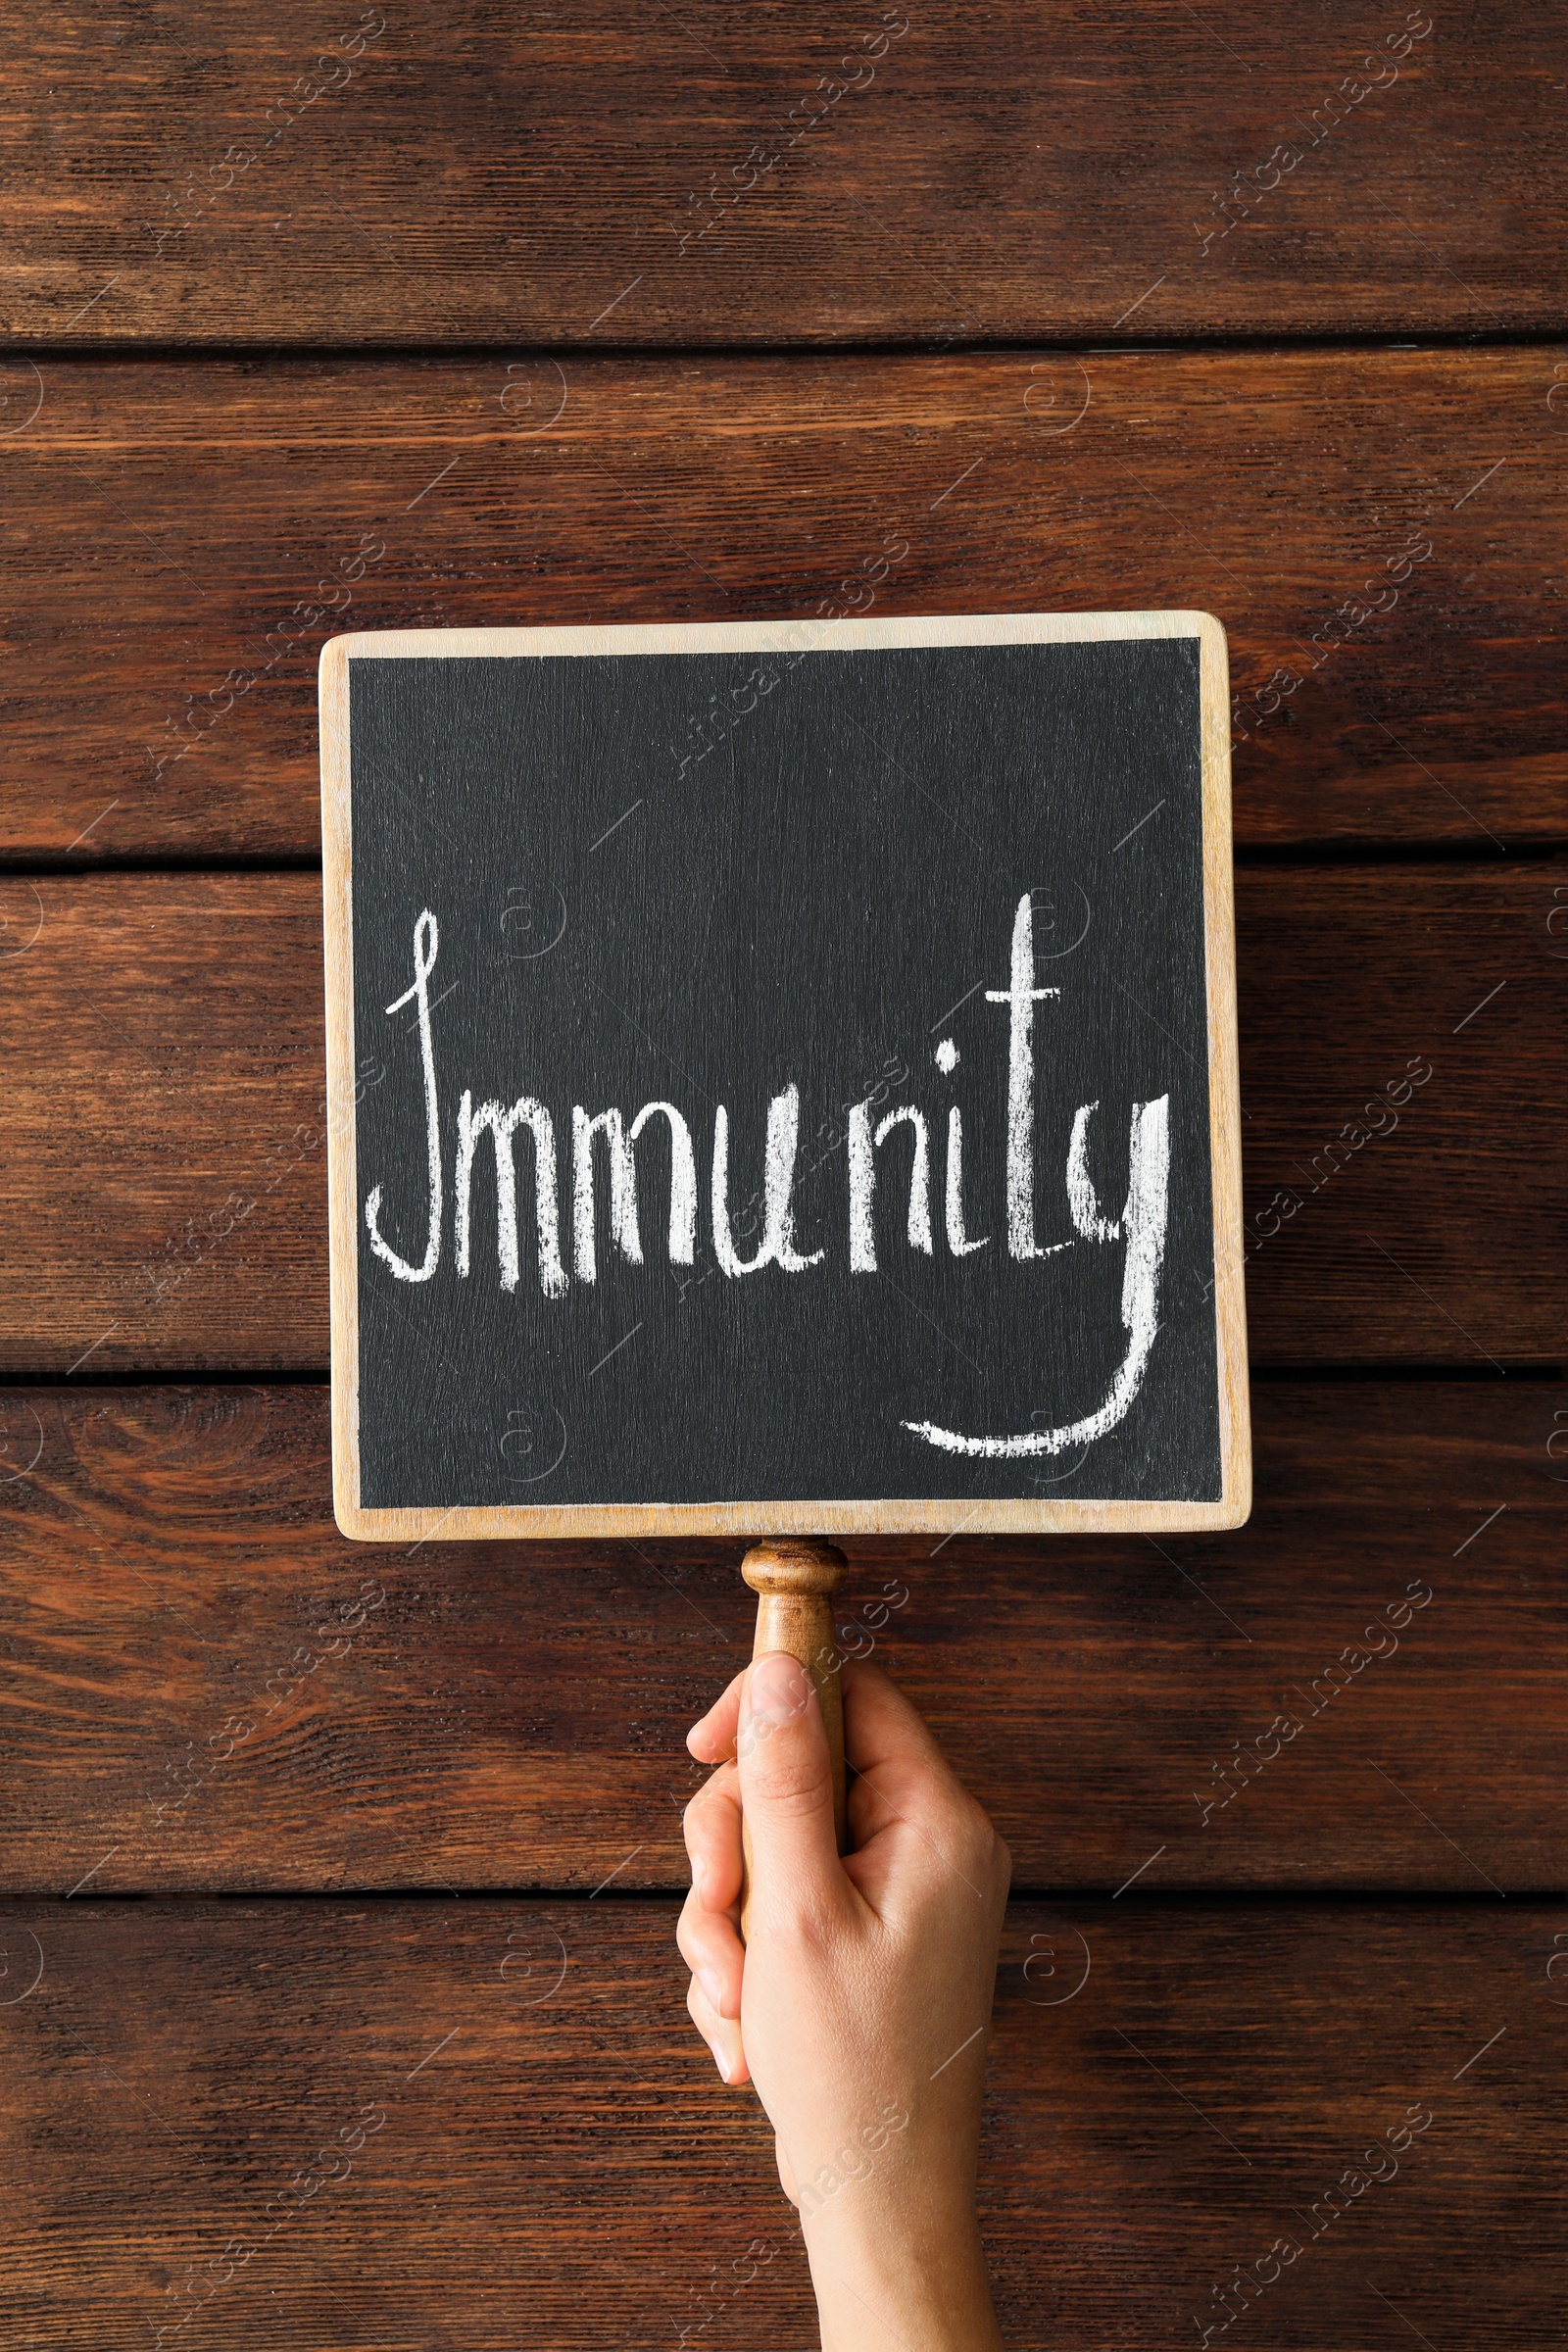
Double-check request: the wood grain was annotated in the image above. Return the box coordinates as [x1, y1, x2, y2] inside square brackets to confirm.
[5, 7, 1561, 2328]
[0, 866, 1560, 1374]
[0, 1381, 1559, 1894]
[1, 1896, 1560, 2346]
[4, 2, 1561, 347]
[1, 349, 1564, 859]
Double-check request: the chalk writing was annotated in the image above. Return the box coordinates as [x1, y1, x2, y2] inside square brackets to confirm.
[362, 893, 1174, 1461]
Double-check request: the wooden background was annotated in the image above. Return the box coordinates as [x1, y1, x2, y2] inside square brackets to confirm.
[2, 4, 1564, 2344]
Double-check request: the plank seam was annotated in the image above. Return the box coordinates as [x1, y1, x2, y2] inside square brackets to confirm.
[2, 328, 1566, 363]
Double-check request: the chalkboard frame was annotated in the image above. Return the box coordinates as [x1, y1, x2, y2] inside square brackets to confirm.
[320, 612, 1250, 1541]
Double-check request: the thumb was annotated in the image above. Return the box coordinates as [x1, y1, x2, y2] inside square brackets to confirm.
[737, 1651, 843, 1905]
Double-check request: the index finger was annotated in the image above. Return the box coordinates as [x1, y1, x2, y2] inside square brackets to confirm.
[841, 1656, 960, 1786]
[841, 1661, 1008, 1912]
[687, 1664, 748, 1763]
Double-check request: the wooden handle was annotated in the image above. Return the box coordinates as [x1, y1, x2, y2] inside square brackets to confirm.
[738, 1538, 848, 1942]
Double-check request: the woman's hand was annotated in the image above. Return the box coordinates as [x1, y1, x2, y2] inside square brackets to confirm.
[678, 1650, 1009, 2351]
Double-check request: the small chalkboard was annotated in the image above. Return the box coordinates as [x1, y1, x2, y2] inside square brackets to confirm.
[320, 613, 1250, 1541]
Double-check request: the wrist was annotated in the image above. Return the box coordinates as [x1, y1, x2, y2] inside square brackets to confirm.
[804, 2192, 1003, 2351]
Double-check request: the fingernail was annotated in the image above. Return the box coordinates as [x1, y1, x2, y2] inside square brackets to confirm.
[698, 1967, 724, 2013]
[703, 2029, 730, 2083]
[691, 1858, 707, 1903]
[749, 1651, 808, 1727]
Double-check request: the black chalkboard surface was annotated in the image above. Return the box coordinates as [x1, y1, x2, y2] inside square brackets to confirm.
[320, 613, 1249, 1540]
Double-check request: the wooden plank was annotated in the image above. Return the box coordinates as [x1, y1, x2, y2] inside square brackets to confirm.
[0, 867, 1560, 1375]
[4, 4, 1561, 348]
[1, 1898, 1560, 2346]
[1, 348, 1564, 860]
[0, 1381, 1559, 1893]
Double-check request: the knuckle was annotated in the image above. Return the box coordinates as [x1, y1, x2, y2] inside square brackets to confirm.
[924, 1780, 974, 1838]
[936, 1791, 1004, 1883]
[963, 1802, 1004, 1878]
[750, 1745, 833, 1818]
[682, 1778, 727, 1850]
